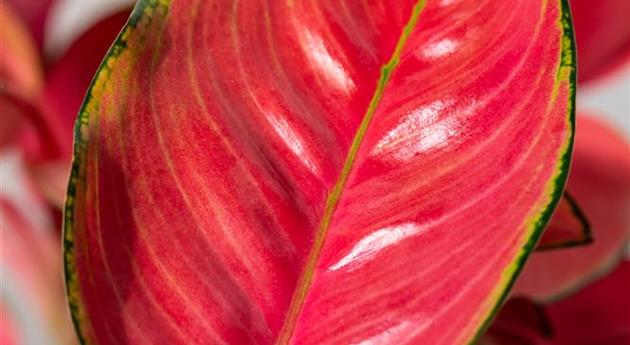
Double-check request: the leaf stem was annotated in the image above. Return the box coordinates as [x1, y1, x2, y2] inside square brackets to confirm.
[275, 2, 426, 343]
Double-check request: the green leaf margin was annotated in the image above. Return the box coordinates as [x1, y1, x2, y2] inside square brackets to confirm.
[62, 1, 170, 344]
[535, 192, 592, 252]
[61, 0, 577, 344]
[469, 0, 576, 342]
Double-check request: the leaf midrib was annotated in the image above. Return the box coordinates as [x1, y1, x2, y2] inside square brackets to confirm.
[275, 2, 427, 343]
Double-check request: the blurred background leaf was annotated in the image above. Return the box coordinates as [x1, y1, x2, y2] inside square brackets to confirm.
[0, 0, 627, 344]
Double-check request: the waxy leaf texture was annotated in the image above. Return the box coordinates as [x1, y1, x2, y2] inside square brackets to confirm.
[64, 0, 576, 344]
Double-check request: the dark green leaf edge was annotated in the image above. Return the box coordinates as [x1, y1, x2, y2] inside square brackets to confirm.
[535, 191, 593, 252]
[61, 1, 577, 344]
[62, 1, 168, 344]
[470, 0, 577, 342]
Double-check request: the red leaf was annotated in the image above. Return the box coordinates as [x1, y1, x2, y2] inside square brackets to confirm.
[535, 193, 591, 252]
[489, 297, 553, 337]
[43, 9, 131, 159]
[546, 260, 630, 344]
[482, 298, 553, 345]
[0, 2, 43, 98]
[0, 92, 35, 149]
[3, 0, 53, 49]
[64, 1, 576, 344]
[0, 1, 64, 161]
[24, 9, 132, 208]
[571, 0, 630, 83]
[513, 115, 630, 301]
[0, 2, 44, 149]
[485, 261, 630, 345]
[0, 151, 75, 345]
[1, 90, 65, 160]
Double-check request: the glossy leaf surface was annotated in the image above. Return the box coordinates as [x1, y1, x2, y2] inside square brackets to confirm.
[514, 115, 630, 301]
[535, 193, 591, 252]
[65, 0, 575, 344]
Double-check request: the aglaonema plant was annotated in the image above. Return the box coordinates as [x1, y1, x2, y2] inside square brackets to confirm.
[482, 114, 630, 345]
[513, 115, 630, 302]
[63, 0, 577, 343]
